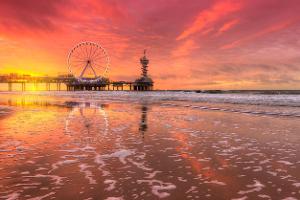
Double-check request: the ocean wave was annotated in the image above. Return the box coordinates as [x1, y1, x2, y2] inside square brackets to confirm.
[0, 106, 12, 116]
[1, 91, 300, 117]
[10, 91, 299, 106]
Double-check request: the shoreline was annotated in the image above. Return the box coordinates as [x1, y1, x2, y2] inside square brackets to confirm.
[1, 89, 300, 94]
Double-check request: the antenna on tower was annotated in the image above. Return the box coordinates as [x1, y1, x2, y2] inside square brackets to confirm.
[144, 49, 147, 56]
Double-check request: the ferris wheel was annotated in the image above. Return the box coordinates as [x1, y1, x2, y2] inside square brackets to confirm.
[67, 42, 109, 82]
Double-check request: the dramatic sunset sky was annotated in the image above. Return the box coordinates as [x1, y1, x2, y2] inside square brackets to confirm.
[0, 0, 299, 89]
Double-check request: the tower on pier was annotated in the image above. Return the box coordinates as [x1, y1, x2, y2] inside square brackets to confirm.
[134, 50, 154, 91]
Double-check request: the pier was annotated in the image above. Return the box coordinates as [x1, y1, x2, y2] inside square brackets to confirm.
[0, 76, 152, 91]
[0, 48, 154, 92]
[0, 74, 74, 91]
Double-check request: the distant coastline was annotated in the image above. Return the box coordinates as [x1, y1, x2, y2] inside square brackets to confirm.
[154, 90, 300, 95]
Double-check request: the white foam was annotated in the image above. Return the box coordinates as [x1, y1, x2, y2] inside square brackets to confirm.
[231, 197, 248, 200]
[128, 158, 152, 171]
[2, 192, 20, 200]
[105, 197, 124, 200]
[27, 192, 56, 200]
[137, 179, 176, 198]
[24, 174, 65, 185]
[104, 179, 117, 191]
[292, 183, 300, 187]
[238, 180, 265, 195]
[49, 159, 78, 172]
[79, 164, 97, 184]
[186, 186, 197, 193]
[277, 160, 293, 165]
[145, 171, 161, 179]
[103, 149, 134, 164]
[258, 194, 271, 199]
[204, 180, 226, 186]
[152, 184, 176, 198]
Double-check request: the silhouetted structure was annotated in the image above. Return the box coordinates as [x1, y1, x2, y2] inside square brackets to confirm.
[0, 73, 75, 91]
[133, 50, 154, 91]
[0, 50, 154, 91]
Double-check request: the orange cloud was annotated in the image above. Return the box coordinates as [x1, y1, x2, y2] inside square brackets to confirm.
[215, 19, 239, 36]
[176, 0, 243, 40]
[171, 39, 199, 58]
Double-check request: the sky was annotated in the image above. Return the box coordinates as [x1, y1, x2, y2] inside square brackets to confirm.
[0, 0, 300, 90]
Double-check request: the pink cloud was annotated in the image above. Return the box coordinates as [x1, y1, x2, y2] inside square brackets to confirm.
[220, 20, 294, 50]
[176, 0, 243, 40]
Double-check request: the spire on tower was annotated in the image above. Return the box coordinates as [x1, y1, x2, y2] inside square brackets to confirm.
[140, 49, 149, 77]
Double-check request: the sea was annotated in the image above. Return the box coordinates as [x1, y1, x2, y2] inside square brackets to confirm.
[0, 91, 299, 199]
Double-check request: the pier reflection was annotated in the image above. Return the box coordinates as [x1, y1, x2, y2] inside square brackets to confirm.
[139, 104, 149, 138]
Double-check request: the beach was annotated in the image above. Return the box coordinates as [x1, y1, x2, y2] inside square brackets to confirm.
[0, 91, 299, 199]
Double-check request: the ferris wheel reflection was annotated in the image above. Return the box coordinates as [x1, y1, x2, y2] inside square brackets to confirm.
[65, 102, 109, 145]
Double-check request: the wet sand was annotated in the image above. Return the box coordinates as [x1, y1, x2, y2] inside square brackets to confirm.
[0, 92, 299, 199]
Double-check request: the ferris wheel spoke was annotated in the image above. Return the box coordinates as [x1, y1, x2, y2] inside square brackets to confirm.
[71, 53, 85, 61]
[92, 62, 105, 68]
[90, 46, 99, 59]
[89, 64, 98, 78]
[94, 56, 106, 61]
[71, 59, 86, 64]
[91, 49, 105, 58]
[88, 44, 94, 60]
[93, 59, 107, 67]
[78, 45, 88, 60]
[75, 46, 87, 60]
[79, 62, 90, 78]
[84, 46, 90, 60]
[91, 53, 102, 60]
[74, 47, 84, 57]
[71, 60, 86, 66]
[93, 54, 107, 61]
[73, 60, 87, 67]
[91, 50, 103, 59]
[71, 58, 83, 63]
[92, 63, 105, 70]
[91, 62, 103, 69]
[71, 64, 85, 73]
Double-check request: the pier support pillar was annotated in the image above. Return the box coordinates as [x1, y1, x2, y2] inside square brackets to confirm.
[34, 82, 38, 91]
[57, 83, 61, 91]
[46, 83, 50, 91]
[8, 82, 12, 91]
[21, 82, 26, 91]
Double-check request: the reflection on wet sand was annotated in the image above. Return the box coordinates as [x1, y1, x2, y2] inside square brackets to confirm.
[65, 102, 109, 145]
[0, 93, 300, 199]
[139, 105, 148, 138]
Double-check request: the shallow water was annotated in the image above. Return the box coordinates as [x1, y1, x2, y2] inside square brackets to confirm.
[0, 92, 300, 199]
